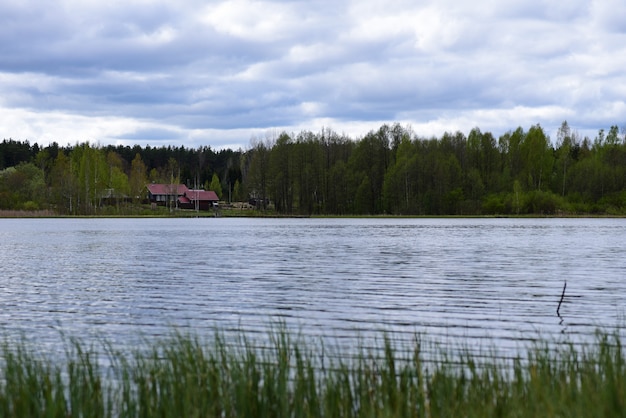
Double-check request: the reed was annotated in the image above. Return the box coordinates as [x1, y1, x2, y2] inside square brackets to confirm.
[0, 209, 57, 218]
[0, 329, 624, 417]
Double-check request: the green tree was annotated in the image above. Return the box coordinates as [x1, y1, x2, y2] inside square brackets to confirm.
[499, 127, 525, 189]
[347, 130, 390, 214]
[326, 160, 350, 214]
[209, 173, 223, 199]
[232, 179, 243, 202]
[294, 136, 324, 214]
[383, 136, 418, 214]
[317, 129, 354, 214]
[554, 121, 575, 196]
[244, 140, 270, 209]
[520, 124, 553, 191]
[71, 143, 108, 214]
[165, 157, 181, 211]
[148, 168, 159, 183]
[354, 174, 372, 214]
[129, 153, 148, 204]
[467, 127, 499, 193]
[434, 153, 463, 214]
[0, 162, 46, 210]
[49, 152, 77, 214]
[105, 151, 130, 209]
[269, 133, 294, 213]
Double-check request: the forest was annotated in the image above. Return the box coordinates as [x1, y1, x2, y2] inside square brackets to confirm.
[1, 121, 625, 216]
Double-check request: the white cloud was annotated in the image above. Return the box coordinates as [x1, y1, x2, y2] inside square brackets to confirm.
[199, 0, 303, 42]
[0, 0, 624, 149]
[0, 106, 141, 144]
[590, 0, 626, 33]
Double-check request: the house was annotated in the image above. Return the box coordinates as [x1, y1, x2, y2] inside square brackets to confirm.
[179, 189, 220, 210]
[146, 183, 189, 206]
[146, 183, 219, 210]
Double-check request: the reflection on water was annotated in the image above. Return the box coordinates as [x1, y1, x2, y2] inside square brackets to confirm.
[0, 217, 625, 356]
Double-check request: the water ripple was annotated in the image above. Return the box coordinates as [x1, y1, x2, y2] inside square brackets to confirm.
[0, 217, 625, 356]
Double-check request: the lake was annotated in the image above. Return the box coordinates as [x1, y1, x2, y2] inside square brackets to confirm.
[1, 217, 625, 357]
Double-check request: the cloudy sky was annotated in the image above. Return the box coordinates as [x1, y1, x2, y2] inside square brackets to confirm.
[1, 0, 625, 150]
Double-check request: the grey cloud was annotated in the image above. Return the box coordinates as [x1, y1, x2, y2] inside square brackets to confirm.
[115, 127, 183, 141]
[0, 0, 624, 148]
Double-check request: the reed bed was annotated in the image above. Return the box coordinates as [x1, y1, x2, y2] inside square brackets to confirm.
[0, 209, 57, 218]
[0, 329, 624, 417]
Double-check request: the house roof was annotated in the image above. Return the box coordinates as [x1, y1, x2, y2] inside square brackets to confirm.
[147, 183, 219, 201]
[147, 183, 189, 195]
[185, 189, 219, 201]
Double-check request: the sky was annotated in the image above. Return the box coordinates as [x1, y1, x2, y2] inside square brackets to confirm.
[1, 0, 625, 150]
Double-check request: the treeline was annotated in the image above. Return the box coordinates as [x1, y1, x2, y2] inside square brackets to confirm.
[0, 140, 242, 214]
[1, 121, 626, 215]
[244, 122, 626, 215]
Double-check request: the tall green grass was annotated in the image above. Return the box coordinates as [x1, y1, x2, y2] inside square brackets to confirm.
[0, 329, 624, 417]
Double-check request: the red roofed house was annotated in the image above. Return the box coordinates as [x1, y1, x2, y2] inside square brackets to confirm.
[179, 188, 220, 210]
[147, 183, 219, 210]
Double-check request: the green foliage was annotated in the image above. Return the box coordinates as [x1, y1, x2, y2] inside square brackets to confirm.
[482, 193, 508, 215]
[383, 137, 419, 214]
[1, 329, 626, 417]
[522, 190, 565, 214]
[0, 163, 46, 210]
[209, 173, 223, 199]
[2, 120, 626, 215]
[22, 201, 40, 211]
[232, 179, 243, 202]
[129, 154, 147, 203]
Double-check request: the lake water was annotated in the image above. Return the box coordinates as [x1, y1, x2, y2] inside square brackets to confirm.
[1, 217, 625, 357]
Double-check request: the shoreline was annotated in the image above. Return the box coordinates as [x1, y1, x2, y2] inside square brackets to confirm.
[1, 209, 625, 219]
